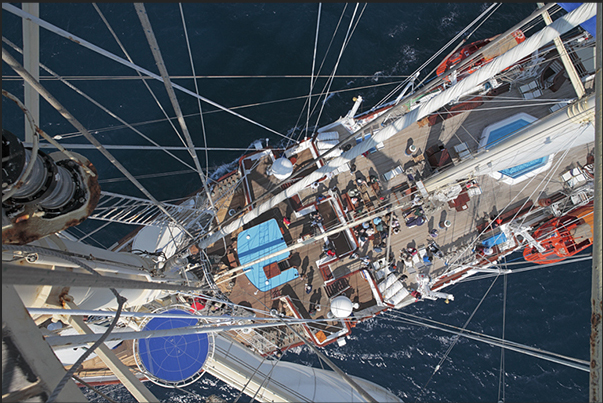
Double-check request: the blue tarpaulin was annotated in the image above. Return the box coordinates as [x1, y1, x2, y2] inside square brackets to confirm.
[558, 3, 596, 38]
[138, 310, 209, 383]
[482, 232, 507, 248]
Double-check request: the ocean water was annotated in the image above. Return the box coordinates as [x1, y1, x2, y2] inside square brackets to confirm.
[1, 3, 592, 402]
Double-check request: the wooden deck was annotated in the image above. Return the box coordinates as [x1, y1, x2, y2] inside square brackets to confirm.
[202, 62, 593, 353]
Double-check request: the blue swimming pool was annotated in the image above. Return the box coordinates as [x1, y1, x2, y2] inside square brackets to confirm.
[499, 156, 549, 178]
[483, 115, 549, 179]
[485, 118, 532, 150]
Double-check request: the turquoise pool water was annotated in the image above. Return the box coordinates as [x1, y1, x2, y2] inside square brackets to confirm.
[486, 118, 531, 149]
[485, 117, 548, 179]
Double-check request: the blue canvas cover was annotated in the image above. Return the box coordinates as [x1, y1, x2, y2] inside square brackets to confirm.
[138, 309, 209, 383]
[558, 3, 596, 38]
[482, 232, 507, 248]
[237, 218, 298, 292]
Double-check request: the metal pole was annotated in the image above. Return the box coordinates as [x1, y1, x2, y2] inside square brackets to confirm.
[2, 3, 289, 141]
[537, 3, 585, 99]
[27, 307, 317, 323]
[1, 46, 195, 239]
[44, 320, 321, 348]
[590, 3, 602, 402]
[64, 301, 160, 403]
[2, 262, 203, 292]
[134, 3, 216, 212]
[33, 143, 252, 152]
[22, 3, 39, 144]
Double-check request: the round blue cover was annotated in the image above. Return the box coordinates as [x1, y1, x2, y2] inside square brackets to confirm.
[138, 309, 209, 382]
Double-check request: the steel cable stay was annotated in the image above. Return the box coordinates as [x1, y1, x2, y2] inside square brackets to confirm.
[210, 183, 592, 291]
[209, 141, 592, 288]
[236, 282, 358, 402]
[420, 274, 501, 390]
[208, 93, 590, 227]
[221, 266, 373, 403]
[377, 3, 501, 109]
[366, 3, 571, 144]
[1, 36, 199, 175]
[2, 47, 195, 239]
[458, 254, 593, 284]
[248, 352, 284, 403]
[290, 3, 350, 145]
[380, 1, 559, 126]
[385, 315, 590, 370]
[175, 290, 335, 329]
[232, 353, 270, 402]
[212, 340, 311, 403]
[312, 4, 362, 135]
[300, 2, 321, 145]
[391, 309, 590, 367]
[91, 3, 190, 157]
[31, 79, 405, 142]
[2, 244, 129, 403]
[135, 3, 216, 213]
[302, 4, 349, 125]
[382, 310, 590, 372]
[272, 10, 557, 185]
[2, 3, 294, 144]
[66, 222, 112, 249]
[2, 74, 414, 81]
[438, 117, 591, 272]
[210, 178, 593, 289]
[179, 2, 210, 178]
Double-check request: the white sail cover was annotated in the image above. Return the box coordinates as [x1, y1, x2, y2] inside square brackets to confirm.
[198, 3, 596, 249]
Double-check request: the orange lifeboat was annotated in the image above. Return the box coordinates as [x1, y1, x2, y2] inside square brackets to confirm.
[436, 29, 526, 81]
[436, 38, 491, 77]
[523, 202, 593, 264]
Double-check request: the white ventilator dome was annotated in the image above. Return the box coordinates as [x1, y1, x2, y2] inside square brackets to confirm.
[330, 295, 354, 318]
[268, 157, 294, 180]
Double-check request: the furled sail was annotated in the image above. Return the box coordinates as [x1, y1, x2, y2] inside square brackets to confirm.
[197, 3, 596, 249]
[423, 95, 595, 192]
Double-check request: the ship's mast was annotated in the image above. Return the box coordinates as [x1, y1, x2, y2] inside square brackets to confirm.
[590, 3, 602, 402]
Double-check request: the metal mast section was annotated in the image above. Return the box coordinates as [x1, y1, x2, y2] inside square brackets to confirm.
[590, 3, 602, 402]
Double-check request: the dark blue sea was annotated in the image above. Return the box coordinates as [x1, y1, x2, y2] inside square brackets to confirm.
[2, 3, 592, 402]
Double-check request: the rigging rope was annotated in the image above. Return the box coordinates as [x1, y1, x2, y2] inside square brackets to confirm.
[2, 46, 195, 238]
[312, 4, 361, 133]
[2, 245, 128, 403]
[179, 2, 210, 178]
[440, 114, 591, 273]
[2, 3, 293, 143]
[2, 74, 414, 81]
[92, 3, 189, 153]
[304, 3, 321, 143]
[422, 273, 500, 390]
[1, 37, 199, 174]
[37, 79, 403, 141]
[383, 310, 590, 371]
[135, 3, 216, 212]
